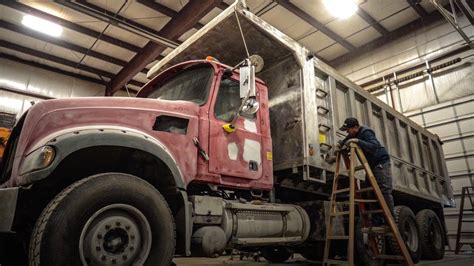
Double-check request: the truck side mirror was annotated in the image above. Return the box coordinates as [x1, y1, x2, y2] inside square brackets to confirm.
[239, 59, 256, 99]
[241, 98, 259, 116]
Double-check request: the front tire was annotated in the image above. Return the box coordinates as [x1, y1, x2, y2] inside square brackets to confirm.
[29, 173, 175, 266]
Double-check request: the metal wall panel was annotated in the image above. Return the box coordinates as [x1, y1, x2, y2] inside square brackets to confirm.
[405, 96, 474, 250]
[336, 13, 474, 250]
[0, 58, 105, 118]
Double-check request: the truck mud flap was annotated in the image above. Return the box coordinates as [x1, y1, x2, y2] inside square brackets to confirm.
[0, 187, 19, 232]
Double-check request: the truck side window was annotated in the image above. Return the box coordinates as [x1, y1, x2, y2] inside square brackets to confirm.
[215, 77, 256, 122]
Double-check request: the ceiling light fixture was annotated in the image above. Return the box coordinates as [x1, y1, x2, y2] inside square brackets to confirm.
[323, 0, 358, 19]
[22, 15, 63, 37]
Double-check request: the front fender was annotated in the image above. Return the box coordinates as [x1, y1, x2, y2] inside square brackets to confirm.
[18, 127, 185, 189]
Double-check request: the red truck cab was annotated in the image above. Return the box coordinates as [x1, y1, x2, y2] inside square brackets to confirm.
[138, 59, 273, 191]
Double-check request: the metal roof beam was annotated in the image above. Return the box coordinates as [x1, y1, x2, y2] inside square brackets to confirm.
[136, 0, 204, 29]
[0, 1, 141, 53]
[106, 0, 222, 96]
[329, 9, 444, 67]
[408, 0, 429, 17]
[0, 40, 144, 88]
[356, 8, 390, 35]
[275, 0, 356, 51]
[58, 0, 180, 49]
[0, 20, 149, 74]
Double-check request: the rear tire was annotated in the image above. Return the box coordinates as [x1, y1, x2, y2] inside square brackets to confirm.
[355, 219, 385, 266]
[261, 246, 292, 263]
[416, 209, 445, 260]
[389, 206, 421, 263]
[29, 173, 175, 266]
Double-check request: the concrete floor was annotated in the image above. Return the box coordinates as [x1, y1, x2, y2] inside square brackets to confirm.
[173, 252, 474, 265]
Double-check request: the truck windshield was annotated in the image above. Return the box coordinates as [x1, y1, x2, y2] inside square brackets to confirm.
[146, 66, 213, 105]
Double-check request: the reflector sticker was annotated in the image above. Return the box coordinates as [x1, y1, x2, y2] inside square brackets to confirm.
[266, 151, 272, 161]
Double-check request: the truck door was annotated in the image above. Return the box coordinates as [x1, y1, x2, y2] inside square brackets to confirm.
[208, 74, 263, 180]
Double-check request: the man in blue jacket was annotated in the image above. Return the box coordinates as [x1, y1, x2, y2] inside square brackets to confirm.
[339, 117, 394, 216]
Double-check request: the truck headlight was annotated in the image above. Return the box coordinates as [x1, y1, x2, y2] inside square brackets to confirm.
[20, 146, 56, 175]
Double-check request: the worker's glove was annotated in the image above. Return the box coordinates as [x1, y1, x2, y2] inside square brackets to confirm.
[346, 138, 359, 145]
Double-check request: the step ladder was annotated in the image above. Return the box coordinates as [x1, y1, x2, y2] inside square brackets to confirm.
[323, 143, 414, 266]
[455, 186, 474, 254]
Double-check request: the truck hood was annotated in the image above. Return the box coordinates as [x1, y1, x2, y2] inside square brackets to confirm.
[3, 97, 200, 187]
[22, 97, 199, 152]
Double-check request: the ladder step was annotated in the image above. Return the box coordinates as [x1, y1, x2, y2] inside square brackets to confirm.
[334, 188, 350, 194]
[374, 254, 404, 260]
[331, 211, 350, 216]
[324, 259, 348, 265]
[461, 219, 474, 222]
[354, 165, 365, 171]
[361, 226, 392, 235]
[357, 187, 374, 193]
[327, 235, 350, 240]
[361, 209, 383, 214]
[355, 199, 378, 203]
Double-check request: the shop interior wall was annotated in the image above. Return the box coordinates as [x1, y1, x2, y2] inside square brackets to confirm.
[336, 14, 474, 250]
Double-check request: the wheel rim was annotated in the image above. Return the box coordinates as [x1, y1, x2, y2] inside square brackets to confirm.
[79, 204, 152, 265]
[403, 219, 418, 252]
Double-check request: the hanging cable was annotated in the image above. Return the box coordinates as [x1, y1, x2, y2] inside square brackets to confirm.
[124, 83, 131, 97]
[234, 9, 250, 58]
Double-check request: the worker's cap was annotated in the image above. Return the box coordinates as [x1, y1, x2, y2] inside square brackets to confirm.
[340, 117, 359, 131]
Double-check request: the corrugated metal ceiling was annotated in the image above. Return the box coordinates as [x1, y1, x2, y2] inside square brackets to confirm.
[0, 0, 449, 95]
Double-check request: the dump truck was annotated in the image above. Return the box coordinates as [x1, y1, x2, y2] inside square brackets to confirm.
[0, 1, 454, 265]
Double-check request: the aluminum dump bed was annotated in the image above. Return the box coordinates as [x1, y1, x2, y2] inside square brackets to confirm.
[148, 2, 454, 206]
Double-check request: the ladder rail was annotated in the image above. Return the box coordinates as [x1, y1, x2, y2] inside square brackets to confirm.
[323, 143, 414, 266]
[348, 147, 356, 265]
[455, 186, 474, 254]
[353, 144, 414, 265]
[324, 151, 343, 262]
